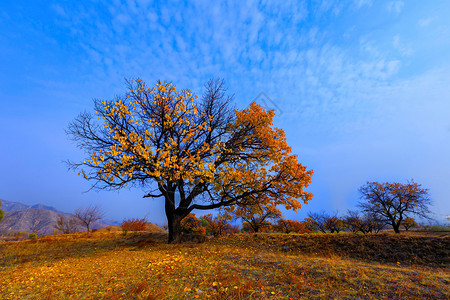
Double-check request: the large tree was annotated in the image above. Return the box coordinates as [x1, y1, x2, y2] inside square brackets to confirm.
[358, 180, 431, 233]
[67, 79, 313, 243]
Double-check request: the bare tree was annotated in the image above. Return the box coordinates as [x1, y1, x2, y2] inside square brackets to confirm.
[54, 215, 79, 234]
[324, 215, 345, 233]
[305, 211, 329, 233]
[359, 180, 432, 233]
[343, 210, 363, 233]
[74, 206, 104, 233]
[360, 212, 385, 234]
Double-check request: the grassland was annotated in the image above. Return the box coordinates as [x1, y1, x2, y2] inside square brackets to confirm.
[0, 231, 448, 299]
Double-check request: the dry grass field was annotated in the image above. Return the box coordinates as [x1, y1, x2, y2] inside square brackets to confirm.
[0, 231, 448, 299]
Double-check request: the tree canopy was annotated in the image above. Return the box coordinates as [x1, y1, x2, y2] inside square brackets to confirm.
[67, 79, 313, 243]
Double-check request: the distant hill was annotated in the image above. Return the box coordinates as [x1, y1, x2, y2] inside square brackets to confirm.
[0, 199, 64, 214]
[0, 199, 121, 236]
[0, 208, 68, 235]
[0, 199, 29, 212]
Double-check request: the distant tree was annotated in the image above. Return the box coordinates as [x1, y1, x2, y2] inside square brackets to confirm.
[201, 213, 229, 236]
[54, 215, 79, 234]
[0, 200, 4, 222]
[305, 211, 329, 233]
[359, 180, 431, 233]
[343, 210, 363, 233]
[74, 205, 105, 233]
[180, 213, 206, 235]
[276, 219, 310, 234]
[360, 212, 385, 234]
[233, 203, 282, 233]
[324, 216, 345, 233]
[402, 217, 418, 231]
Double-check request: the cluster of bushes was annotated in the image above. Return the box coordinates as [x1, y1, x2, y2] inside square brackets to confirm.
[175, 213, 313, 236]
[179, 213, 239, 236]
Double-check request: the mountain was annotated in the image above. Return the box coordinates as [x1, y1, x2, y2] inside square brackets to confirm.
[0, 208, 67, 235]
[0, 199, 120, 236]
[0, 199, 29, 212]
[0, 199, 64, 213]
[30, 203, 65, 214]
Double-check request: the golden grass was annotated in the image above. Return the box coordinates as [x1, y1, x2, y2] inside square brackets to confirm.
[0, 232, 448, 299]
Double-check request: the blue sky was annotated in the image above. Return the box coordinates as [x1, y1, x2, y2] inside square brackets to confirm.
[1, 0, 449, 225]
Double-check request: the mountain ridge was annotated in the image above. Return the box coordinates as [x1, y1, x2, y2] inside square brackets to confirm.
[0, 198, 121, 235]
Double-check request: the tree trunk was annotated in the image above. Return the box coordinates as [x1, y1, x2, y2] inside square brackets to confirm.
[392, 222, 400, 233]
[165, 190, 188, 243]
[167, 213, 182, 243]
[165, 190, 180, 244]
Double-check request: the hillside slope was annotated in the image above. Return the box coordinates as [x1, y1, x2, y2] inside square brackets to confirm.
[0, 208, 115, 236]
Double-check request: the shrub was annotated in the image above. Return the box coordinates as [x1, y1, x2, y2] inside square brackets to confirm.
[180, 213, 206, 235]
[200, 213, 231, 236]
[121, 218, 148, 233]
[29, 231, 38, 239]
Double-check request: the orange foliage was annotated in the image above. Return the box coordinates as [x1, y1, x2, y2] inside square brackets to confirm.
[180, 213, 206, 235]
[201, 213, 230, 236]
[276, 219, 311, 234]
[232, 203, 281, 233]
[69, 79, 313, 243]
[121, 218, 147, 232]
[402, 217, 418, 231]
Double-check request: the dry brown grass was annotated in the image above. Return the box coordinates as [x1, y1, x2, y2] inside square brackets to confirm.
[0, 231, 448, 299]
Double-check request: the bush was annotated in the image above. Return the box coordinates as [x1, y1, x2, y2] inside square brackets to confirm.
[29, 231, 38, 239]
[181, 213, 206, 235]
[121, 218, 148, 233]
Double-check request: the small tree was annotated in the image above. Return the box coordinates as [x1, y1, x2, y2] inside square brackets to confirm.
[305, 211, 329, 233]
[54, 215, 79, 234]
[74, 205, 105, 233]
[343, 210, 363, 233]
[360, 212, 385, 234]
[402, 217, 418, 231]
[276, 219, 310, 234]
[233, 203, 282, 233]
[359, 180, 431, 233]
[324, 216, 345, 233]
[201, 213, 229, 236]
